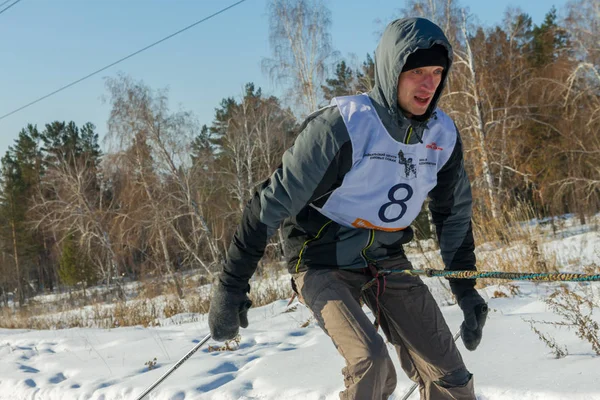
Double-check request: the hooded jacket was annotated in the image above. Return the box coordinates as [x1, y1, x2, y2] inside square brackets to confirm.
[220, 17, 477, 299]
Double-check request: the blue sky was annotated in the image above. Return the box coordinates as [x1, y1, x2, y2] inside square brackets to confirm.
[0, 0, 567, 157]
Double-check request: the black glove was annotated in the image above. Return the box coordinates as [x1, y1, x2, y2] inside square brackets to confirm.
[208, 282, 253, 342]
[457, 289, 488, 351]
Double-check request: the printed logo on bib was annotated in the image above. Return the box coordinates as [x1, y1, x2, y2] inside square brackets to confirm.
[398, 150, 417, 179]
[364, 152, 398, 163]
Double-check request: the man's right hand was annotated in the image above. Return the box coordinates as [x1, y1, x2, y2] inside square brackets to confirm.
[208, 282, 253, 341]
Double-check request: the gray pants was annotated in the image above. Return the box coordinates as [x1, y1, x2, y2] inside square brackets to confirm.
[292, 258, 475, 400]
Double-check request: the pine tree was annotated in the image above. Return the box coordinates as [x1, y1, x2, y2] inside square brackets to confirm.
[80, 122, 102, 168]
[0, 153, 28, 306]
[529, 7, 570, 68]
[0, 126, 45, 305]
[190, 125, 214, 169]
[322, 60, 355, 100]
[40, 120, 101, 167]
[58, 234, 79, 288]
[58, 233, 97, 292]
[356, 53, 375, 93]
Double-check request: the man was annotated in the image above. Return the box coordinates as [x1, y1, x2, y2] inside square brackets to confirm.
[209, 17, 488, 400]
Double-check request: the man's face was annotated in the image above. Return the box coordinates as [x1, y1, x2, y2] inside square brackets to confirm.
[397, 66, 444, 118]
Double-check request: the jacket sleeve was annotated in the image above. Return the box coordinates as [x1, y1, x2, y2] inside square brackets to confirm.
[428, 126, 477, 299]
[220, 107, 351, 291]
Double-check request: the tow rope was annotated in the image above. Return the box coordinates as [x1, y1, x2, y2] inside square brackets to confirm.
[360, 269, 600, 292]
[383, 269, 600, 282]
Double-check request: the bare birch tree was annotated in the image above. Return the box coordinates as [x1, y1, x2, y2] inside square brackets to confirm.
[209, 83, 295, 263]
[216, 84, 295, 215]
[548, 1, 600, 216]
[452, 11, 500, 218]
[564, 0, 600, 69]
[401, 0, 463, 46]
[105, 75, 223, 296]
[553, 81, 600, 214]
[31, 153, 120, 290]
[263, 0, 337, 114]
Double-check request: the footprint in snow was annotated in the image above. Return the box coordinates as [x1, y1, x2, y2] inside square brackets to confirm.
[49, 373, 66, 384]
[241, 381, 253, 390]
[244, 355, 259, 364]
[277, 347, 296, 352]
[97, 380, 117, 389]
[170, 391, 185, 400]
[237, 341, 256, 351]
[23, 379, 36, 388]
[208, 361, 238, 374]
[196, 373, 235, 392]
[19, 364, 39, 373]
[288, 330, 307, 337]
[238, 339, 281, 353]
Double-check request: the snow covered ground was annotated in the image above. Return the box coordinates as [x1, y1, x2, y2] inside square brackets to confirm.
[1, 228, 599, 399]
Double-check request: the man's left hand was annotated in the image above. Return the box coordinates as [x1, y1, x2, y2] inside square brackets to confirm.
[458, 289, 488, 351]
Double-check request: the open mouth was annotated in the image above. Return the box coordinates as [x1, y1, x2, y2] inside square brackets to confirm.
[414, 96, 430, 105]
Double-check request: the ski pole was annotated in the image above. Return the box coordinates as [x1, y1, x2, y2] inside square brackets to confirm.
[400, 329, 461, 400]
[135, 333, 211, 400]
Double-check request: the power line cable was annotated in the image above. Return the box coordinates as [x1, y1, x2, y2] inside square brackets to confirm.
[0, 0, 23, 16]
[0, 0, 248, 121]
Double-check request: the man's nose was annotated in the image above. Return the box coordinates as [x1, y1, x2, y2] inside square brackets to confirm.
[422, 75, 436, 91]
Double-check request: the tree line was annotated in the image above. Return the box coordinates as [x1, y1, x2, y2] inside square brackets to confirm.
[0, 0, 598, 306]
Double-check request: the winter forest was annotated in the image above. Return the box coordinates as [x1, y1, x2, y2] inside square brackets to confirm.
[0, 0, 598, 323]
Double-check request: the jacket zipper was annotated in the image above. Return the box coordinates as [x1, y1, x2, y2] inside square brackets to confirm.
[360, 230, 376, 267]
[294, 220, 332, 273]
[404, 125, 413, 144]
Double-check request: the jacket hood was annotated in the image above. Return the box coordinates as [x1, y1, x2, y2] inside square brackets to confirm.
[373, 17, 453, 122]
